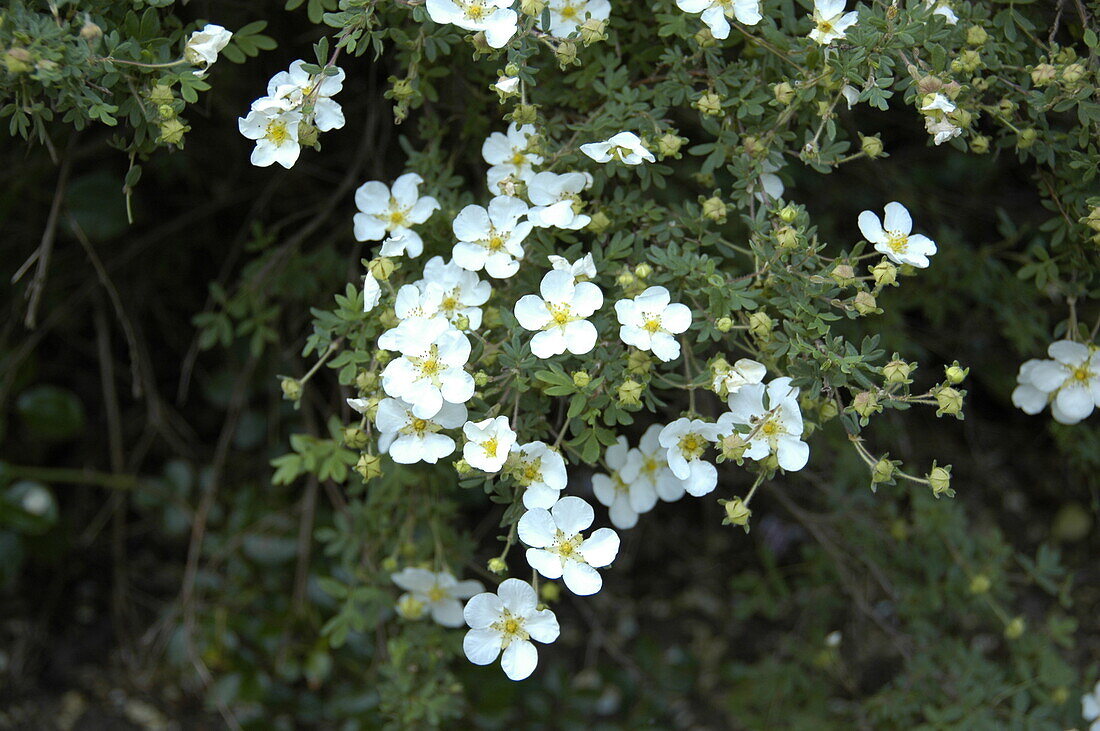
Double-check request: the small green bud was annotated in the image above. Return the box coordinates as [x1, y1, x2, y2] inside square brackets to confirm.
[934, 386, 964, 417]
[343, 427, 370, 450]
[1004, 616, 1026, 640]
[969, 135, 990, 154]
[520, 0, 547, 15]
[721, 497, 752, 530]
[778, 205, 799, 224]
[80, 20, 104, 42]
[396, 594, 426, 620]
[355, 371, 377, 391]
[775, 226, 798, 250]
[381, 556, 399, 572]
[572, 370, 591, 388]
[1061, 62, 1086, 86]
[454, 313, 471, 331]
[368, 257, 396, 280]
[1084, 206, 1100, 233]
[1052, 687, 1070, 705]
[882, 359, 913, 385]
[1030, 63, 1057, 87]
[578, 18, 607, 45]
[1016, 128, 1037, 149]
[694, 91, 724, 117]
[853, 291, 878, 316]
[748, 312, 774, 340]
[719, 434, 748, 462]
[148, 83, 175, 105]
[830, 264, 856, 286]
[281, 378, 303, 401]
[860, 134, 884, 158]
[997, 97, 1016, 116]
[474, 370, 490, 387]
[512, 103, 538, 125]
[944, 361, 968, 384]
[968, 574, 991, 594]
[872, 260, 898, 287]
[927, 463, 954, 498]
[819, 400, 839, 420]
[157, 104, 176, 120]
[297, 121, 319, 147]
[634, 263, 652, 279]
[966, 25, 988, 46]
[616, 271, 636, 288]
[716, 317, 734, 333]
[617, 379, 644, 406]
[355, 452, 383, 481]
[627, 350, 652, 374]
[656, 132, 685, 158]
[454, 459, 472, 475]
[587, 210, 611, 233]
[773, 81, 796, 105]
[851, 391, 881, 419]
[378, 308, 399, 329]
[390, 77, 416, 102]
[158, 118, 188, 145]
[693, 28, 717, 47]
[487, 557, 508, 575]
[702, 196, 728, 224]
[950, 108, 973, 128]
[871, 458, 895, 484]
[3, 48, 33, 74]
[555, 40, 578, 68]
[539, 581, 561, 603]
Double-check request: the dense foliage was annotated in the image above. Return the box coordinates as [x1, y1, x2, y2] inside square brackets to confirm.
[2, 0, 1099, 728]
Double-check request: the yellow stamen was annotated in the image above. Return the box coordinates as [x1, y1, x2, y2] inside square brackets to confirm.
[265, 121, 290, 145]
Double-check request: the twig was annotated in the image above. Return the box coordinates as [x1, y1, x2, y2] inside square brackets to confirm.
[17, 137, 75, 328]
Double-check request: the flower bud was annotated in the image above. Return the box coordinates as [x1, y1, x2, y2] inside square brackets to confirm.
[343, 427, 370, 450]
[488, 557, 508, 575]
[693, 28, 717, 47]
[944, 361, 968, 384]
[968, 574, 991, 594]
[656, 132, 685, 158]
[1084, 206, 1100, 233]
[775, 226, 799, 250]
[3, 48, 33, 74]
[617, 379, 644, 406]
[722, 497, 752, 528]
[927, 464, 954, 498]
[830, 264, 856, 286]
[396, 594, 426, 620]
[520, 0, 547, 15]
[997, 97, 1016, 116]
[453, 313, 471, 331]
[969, 135, 990, 154]
[572, 370, 591, 388]
[819, 400, 839, 420]
[882, 359, 913, 385]
[966, 25, 988, 45]
[853, 291, 878, 316]
[860, 134, 884, 158]
[719, 434, 748, 462]
[1004, 616, 1025, 640]
[872, 260, 898, 287]
[80, 20, 104, 41]
[281, 378, 302, 401]
[454, 459, 472, 475]
[627, 350, 652, 374]
[158, 118, 188, 145]
[555, 40, 578, 68]
[1052, 687, 1070, 705]
[474, 370, 490, 387]
[616, 271, 636, 288]
[390, 77, 416, 102]
[587, 210, 611, 233]
[1016, 128, 1037, 149]
[748, 312, 774, 340]
[773, 81, 796, 105]
[157, 103, 176, 120]
[634, 263, 652, 279]
[539, 581, 561, 602]
[368, 257, 396, 280]
[578, 18, 607, 45]
[934, 386, 964, 416]
[701, 196, 727, 223]
[148, 83, 174, 105]
[716, 317, 734, 333]
[355, 371, 377, 392]
[852, 391, 881, 419]
[355, 452, 383, 481]
[1061, 62, 1086, 86]
[694, 91, 724, 117]
[297, 121, 319, 147]
[871, 458, 895, 484]
[1030, 63, 1057, 87]
[378, 308, 399, 330]
[950, 108, 973, 128]
[778, 205, 799, 224]
[512, 103, 538, 125]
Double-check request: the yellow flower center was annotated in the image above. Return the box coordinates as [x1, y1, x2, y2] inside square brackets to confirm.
[1072, 365, 1092, 382]
[442, 295, 459, 312]
[522, 462, 542, 483]
[761, 420, 779, 436]
[411, 418, 429, 433]
[612, 473, 628, 494]
[642, 456, 660, 475]
[389, 209, 407, 227]
[678, 433, 706, 460]
[818, 18, 835, 34]
[886, 233, 908, 253]
[553, 530, 583, 559]
[510, 152, 527, 166]
[427, 586, 446, 603]
[483, 437, 499, 457]
[419, 358, 440, 376]
[548, 303, 574, 326]
[265, 120, 290, 145]
[560, 4, 579, 19]
[487, 235, 505, 252]
[642, 317, 663, 334]
[467, 1, 487, 20]
[491, 609, 529, 646]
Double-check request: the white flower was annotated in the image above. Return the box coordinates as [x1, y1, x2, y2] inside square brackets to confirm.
[858, 202, 938, 269]
[526, 172, 593, 229]
[580, 132, 656, 166]
[634, 423, 686, 502]
[514, 270, 604, 358]
[593, 436, 658, 529]
[426, 0, 519, 48]
[921, 94, 961, 145]
[376, 397, 468, 464]
[1083, 681, 1100, 731]
[392, 568, 483, 627]
[238, 107, 302, 169]
[483, 123, 543, 194]
[713, 358, 767, 398]
[518, 496, 620, 595]
[841, 84, 861, 109]
[1012, 341, 1100, 424]
[452, 196, 533, 279]
[548, 253, 597, 282]
[928, 0, 958, 24]
[538, 0, 611, 37]
[512, 441, 568, 509]
[353, 173, 441, 255]
[363, 272, 382, 313]
[463, 579, 559, 681]
[809, 0, 858, 45]
[381, 318, 474, 419]
[752, 158, 786, 202]
[721, 376, 810, 471]
[675, 0, 762, 39]
[493, 75, 520, 98]
[658, 418, 722, 496]
[258, 59, 346, 131]
[417, 256, 492, 330]
[614, 286, 692, 362]
[377, 284, 446, 352]
[463, 416, 518, 472]
[184, 24, 232, 74]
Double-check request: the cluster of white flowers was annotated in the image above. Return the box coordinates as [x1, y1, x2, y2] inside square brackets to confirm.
[1012, 341, 1100, 425]
[239, 59, 347, 169]
[184, 24, 232, 77]
[593, 426, 681, 529]
[858, 202, 938, 269]
[921, 93, 962, 146]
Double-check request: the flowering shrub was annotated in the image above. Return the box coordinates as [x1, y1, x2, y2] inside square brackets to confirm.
[2, 0, 1099, 726]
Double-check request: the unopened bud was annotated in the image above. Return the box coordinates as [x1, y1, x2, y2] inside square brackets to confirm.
[927, 464, 954, 498]
[343, 427, 370, 450]
[3, 48, 33, 74]
[722, 497, 752, 529]
[853, 291, 878, 316]
[512, 103, 538, 125]
[882, 359, 913, 385]
[572, 370, 591, 388]
[748, 312, 774, 340]
[935, 386, 964, 416]
[158, 118, 187, 145]
[969, 574, 991, 594]
[944, 361, 968, 384]
[719, 433, 748, 461]
[778, 205, 798, 224]
[872, 260, 898, 287]
[634, 263, 652, 279]
[860, 134, 884, 158]
[474, 370, 490, 387]
[1061, 63, 1086, 85]
[297, 122, 319, 147]
[716, 317, 734, 333]
[656, 132, 685, 158]
[520, 0, 547, 15]
[694, 91, 724, 117]
[578, 18, 607, 45]
[852, 391, 881, 418]
[396, 594, 426, 620]
[830, 264, 856, 286]
[617, 379, 643, 406]
[368, 257, 396, 280]
[1004, 616, 1025, 640]
[555, 40, 578, 68]
[627, 350, 652, 374]
[454, 459, 472, 475]
[1030, 63, 1057, 87]
[539, 581, 561, 602]
[966, 25, 988, 45]
[488, 557, 508, 575]
[775, 226, 798, 250]
[969, 135, 990, 154]
[81, 21, 104, 42]
[1016, 128, 1037, 149]
[773, 81, 796, 105]
[693, 28, 717, 47]
[587, 211, 611, 233]
[355, 452, 383, 481]
[281, 378, 302, 401]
